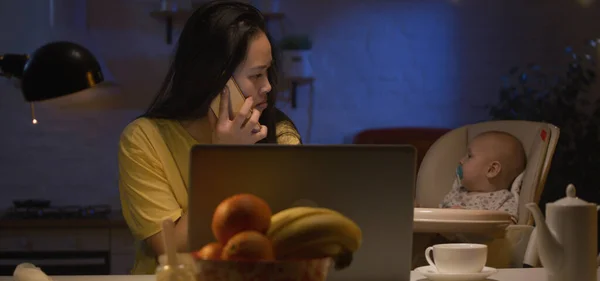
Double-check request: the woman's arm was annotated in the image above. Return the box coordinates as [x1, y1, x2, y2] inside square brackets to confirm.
[118, 121, 188, 256]
[146, 213, 188, 255]
[274, 108, 302, 144]
[276, 121, 302, 144]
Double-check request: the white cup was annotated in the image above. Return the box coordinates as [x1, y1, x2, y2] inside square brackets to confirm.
[425, 243, 487, 274]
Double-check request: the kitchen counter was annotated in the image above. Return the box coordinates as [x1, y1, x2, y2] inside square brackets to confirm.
[0, 211, 127, 229]
[0, 210, 135, 274]
[0, 268, 592, 281]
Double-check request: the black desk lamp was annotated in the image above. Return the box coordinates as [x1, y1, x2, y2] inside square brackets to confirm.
[0, 41, 104, 102]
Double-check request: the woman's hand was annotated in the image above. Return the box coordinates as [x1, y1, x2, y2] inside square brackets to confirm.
[208, 86, 268, 144]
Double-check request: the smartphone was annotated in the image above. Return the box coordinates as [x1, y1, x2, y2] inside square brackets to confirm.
[210, 78, 246, 119]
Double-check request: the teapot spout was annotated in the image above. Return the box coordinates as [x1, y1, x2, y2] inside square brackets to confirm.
[526, 203, 564, 273]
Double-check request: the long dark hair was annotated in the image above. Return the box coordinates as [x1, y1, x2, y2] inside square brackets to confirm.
[142, 0, 283, 143]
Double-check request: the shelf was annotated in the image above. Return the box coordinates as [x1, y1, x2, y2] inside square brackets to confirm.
[150, 9, 194, 44]
[149, 10, 193, 19]
[263, 12, 285, 21]
[287, 76, 315, 84]
[286, 77, 314, 108]
[190, 3, 285, 20]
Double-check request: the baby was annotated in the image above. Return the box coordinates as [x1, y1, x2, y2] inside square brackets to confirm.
[411, 131, 526, 269]
[439, 131, 526, 223]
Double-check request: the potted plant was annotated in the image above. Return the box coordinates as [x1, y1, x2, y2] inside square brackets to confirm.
[250, 0, 280, 13]
[487, 39, 600, 207]
[279, 34, 313, 78]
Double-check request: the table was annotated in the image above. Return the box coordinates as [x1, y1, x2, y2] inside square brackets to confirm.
[3, 268, 598, 281]
[413, 208, 513, 237]
[413, 268, 564, 280]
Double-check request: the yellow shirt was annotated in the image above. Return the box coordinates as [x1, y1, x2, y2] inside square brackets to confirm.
[118, 116, 301, 275]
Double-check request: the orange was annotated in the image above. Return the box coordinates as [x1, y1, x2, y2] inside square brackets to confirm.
[211, 193, 272, 244]
[193, 242, 223, 260]
[221, 230, 275, 261]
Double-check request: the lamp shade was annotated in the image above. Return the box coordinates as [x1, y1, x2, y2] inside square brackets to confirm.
[20, 41, 104, 102]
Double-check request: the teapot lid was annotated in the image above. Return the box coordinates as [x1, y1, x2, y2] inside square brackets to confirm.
[550, 184, 594, 206]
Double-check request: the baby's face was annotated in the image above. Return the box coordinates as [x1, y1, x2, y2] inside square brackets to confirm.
[459, 137, 497, 192]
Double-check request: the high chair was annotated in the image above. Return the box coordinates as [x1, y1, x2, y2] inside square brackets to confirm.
[412, 120, 560, 268]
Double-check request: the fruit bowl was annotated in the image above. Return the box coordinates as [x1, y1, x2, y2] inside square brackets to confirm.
[194, 258, 333, 281]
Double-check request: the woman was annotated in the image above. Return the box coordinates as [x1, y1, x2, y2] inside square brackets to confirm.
[118, 0, 302, 274]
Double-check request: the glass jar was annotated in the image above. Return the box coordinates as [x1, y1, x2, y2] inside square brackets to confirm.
[155, 263, 196, 281]
[156, 253, 197, 281]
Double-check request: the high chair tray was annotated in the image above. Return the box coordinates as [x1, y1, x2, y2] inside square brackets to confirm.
[413, 208, 513, 236]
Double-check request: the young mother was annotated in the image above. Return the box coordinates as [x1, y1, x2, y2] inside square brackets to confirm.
[117, 0, 301, 274]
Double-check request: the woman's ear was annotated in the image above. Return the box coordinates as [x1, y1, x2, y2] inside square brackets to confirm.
[486, 161, 502, 178]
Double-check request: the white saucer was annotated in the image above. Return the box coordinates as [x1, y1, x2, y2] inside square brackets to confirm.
[415, 265, 498, 281]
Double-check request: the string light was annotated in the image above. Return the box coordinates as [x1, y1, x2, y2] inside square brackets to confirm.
[30, 103, 38, 125]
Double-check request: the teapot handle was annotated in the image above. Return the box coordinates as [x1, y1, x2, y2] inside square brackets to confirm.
[597, 204, 600, 267]
[594, 207, 599, 267]
[523, 228, 540, 267]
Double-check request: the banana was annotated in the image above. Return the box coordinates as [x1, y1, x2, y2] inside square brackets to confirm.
[269, 212, 362, 256]
[268, 207, 340, 238]
[267, 207, 362, 270]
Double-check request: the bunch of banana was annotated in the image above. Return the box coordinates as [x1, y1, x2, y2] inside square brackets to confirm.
[266, 206, 362, 270]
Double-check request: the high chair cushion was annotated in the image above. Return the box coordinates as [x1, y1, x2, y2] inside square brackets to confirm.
[511, 171, 525, 201]
[415, 121, 556, 225]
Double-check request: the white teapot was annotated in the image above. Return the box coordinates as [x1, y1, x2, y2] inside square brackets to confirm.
[526, 184, 599, 281]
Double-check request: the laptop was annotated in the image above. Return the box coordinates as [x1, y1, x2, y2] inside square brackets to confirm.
[188, 145, 417, 281]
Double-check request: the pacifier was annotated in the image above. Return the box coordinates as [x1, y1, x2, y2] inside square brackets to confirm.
[456, 164, 463, 185]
